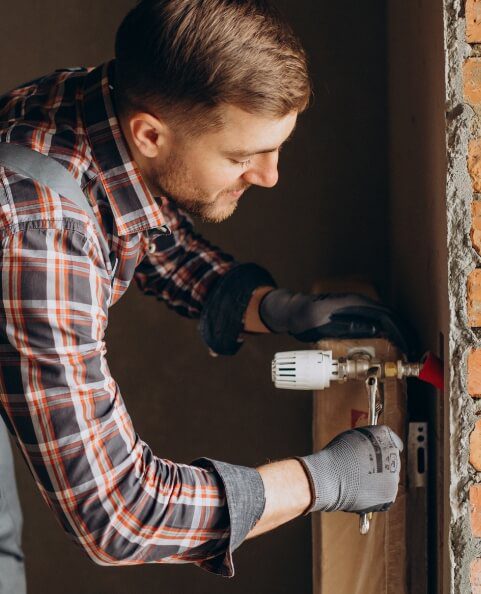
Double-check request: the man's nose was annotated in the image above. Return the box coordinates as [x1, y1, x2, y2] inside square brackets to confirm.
[243, 152, 279, 188]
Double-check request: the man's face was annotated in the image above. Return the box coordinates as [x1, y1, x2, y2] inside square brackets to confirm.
[143, 105, 298, 223]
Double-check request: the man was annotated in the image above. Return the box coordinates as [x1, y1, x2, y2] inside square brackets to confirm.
[0, 1, 405, 591]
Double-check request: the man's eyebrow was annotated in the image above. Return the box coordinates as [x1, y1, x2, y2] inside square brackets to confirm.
[224, 126, 297, 158]
[225, 146, 277, 158]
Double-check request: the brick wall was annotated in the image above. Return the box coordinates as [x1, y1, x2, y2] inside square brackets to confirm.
[465, 2, 481, 589]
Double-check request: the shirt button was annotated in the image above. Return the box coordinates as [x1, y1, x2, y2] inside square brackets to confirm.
[147, 226, 175, 254]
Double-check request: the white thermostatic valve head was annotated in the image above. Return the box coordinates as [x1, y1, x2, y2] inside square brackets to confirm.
[271, 350, 338, 390]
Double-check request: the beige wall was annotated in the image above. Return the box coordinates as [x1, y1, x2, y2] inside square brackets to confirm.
[1, 2, 389, 593]
[388, 0, 448, 591]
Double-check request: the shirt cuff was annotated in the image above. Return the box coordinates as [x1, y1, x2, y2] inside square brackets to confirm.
[191, 457, 266, 577]
[198, 263, 276, 356]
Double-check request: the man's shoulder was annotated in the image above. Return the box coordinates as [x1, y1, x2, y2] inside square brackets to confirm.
[0, 66, 101, 236]
[0, 66, 92, 119]
[0, 66, 94, 158]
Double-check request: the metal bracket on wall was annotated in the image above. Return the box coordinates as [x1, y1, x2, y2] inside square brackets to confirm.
[408, 422, 428, 488]
[407, 422, 428, 594]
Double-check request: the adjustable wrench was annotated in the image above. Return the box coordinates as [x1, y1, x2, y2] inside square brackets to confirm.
[359, 369, 384, 535]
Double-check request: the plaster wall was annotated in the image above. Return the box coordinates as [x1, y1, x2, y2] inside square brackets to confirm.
[443, 0, 481, 591]
[0, 2, 388, 593]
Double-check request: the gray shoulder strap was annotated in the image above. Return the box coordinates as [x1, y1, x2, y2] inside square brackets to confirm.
[0, 143, 110, 261]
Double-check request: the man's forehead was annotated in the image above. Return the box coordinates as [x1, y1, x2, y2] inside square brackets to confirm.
[211, 104, 298, 154]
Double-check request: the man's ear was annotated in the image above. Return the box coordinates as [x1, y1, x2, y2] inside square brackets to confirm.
[128, 112, 171, 159]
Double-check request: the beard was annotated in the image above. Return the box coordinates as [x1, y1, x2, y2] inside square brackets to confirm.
[146, 151, 249, 223]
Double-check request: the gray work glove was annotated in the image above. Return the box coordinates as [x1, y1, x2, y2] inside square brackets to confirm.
[259, 289, 411, 355]
[298, 425, 403, 514]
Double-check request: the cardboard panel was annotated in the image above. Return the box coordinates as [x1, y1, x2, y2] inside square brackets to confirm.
[312, 338, 407, 594]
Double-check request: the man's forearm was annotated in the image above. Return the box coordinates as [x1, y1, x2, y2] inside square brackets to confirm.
[246, 459, 312, 539]
[243, 288, 314, 536]
[244, 285, 275, 333]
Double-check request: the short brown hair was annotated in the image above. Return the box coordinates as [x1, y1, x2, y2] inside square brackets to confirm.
[114, 0, 311, 133]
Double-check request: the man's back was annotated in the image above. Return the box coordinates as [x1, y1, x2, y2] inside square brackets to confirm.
[0, 63, 161, 306]
[0, 60, 251, 578]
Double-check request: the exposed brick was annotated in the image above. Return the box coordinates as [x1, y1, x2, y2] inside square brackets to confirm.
[473, 201, 481, 254]
[470, 485, 481, 536]
[467, 271, 481, 327]
[472, 558, 481, 593]
[471, 419, 481, 470]
[467, 0, 481, 43]
[469, 351, 481, 397]
[464, 59, 481, 106]
[469, 141, 481, 194]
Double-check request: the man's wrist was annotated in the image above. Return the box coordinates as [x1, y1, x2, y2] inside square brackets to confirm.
[243, 285, 276, 333]
[246, 458, 312, 539]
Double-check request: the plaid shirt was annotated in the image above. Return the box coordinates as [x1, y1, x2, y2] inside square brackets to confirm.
[0, 61, 272, 576]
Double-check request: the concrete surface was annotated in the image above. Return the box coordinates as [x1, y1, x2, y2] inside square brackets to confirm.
[444, 0, 481, 592]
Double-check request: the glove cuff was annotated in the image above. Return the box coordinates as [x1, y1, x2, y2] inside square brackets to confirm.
[258, 288, 294, 334]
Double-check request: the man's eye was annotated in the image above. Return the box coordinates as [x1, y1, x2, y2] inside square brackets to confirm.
[232, 158, 251, 168]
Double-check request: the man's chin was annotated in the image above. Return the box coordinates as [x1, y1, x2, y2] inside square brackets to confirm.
[198, 201, 238, 223]
[157, 190, 240, 223]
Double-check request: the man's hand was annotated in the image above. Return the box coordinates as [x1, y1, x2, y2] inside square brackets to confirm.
[298, 425, 403, 514]
[258, 289, 411, 354]
[247, 425, 403, 540]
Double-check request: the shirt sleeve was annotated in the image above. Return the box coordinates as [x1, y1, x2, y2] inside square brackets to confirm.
[0, 223, 264, 576]
[134, 201, 276, 355]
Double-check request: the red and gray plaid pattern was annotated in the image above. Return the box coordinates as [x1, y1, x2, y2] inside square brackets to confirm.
[0, 62, 243, 574]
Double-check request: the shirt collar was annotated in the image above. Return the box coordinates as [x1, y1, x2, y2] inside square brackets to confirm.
[81, 60, 165, 236]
